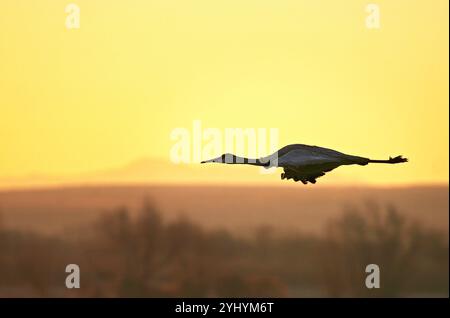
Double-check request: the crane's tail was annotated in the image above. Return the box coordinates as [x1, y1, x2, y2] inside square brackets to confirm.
[369, 155, 408, 164]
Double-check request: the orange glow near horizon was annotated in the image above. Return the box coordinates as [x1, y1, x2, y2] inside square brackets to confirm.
[0, 0, 448, 187]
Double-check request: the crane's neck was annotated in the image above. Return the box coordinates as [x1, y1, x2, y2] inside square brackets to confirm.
[226, 155, 269, 166]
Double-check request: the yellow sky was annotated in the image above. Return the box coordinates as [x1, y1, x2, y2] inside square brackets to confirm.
[0, 0, 448, 186]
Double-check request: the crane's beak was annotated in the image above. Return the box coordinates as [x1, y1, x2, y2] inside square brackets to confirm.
[201, 156, 222, 164]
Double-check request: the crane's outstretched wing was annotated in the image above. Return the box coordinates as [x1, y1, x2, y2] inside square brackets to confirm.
[274, 146, 369, 167]
[275, 148, 364, 184]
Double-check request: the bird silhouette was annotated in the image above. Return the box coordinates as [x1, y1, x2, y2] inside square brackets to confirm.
[201, 144, 407, 184]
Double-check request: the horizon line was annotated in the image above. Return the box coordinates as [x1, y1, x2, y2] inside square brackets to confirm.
[0, 180, 448, 193]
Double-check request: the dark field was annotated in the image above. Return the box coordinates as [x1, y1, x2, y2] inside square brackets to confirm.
[0, 185, 448, 297]
[0, 185, 448, 236]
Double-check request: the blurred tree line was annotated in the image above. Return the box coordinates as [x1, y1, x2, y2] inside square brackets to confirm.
[0, 202, 448, 297]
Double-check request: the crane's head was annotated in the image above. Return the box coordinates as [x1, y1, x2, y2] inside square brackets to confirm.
[201, 153, 239, 164]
